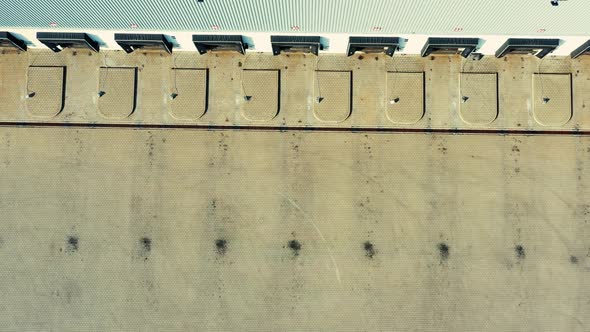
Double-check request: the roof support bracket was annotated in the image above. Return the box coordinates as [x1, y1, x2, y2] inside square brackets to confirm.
[421, 37, 479, 58]
[114, 33, 173, 54]
[37, 32, 99, 52]
[192, 35, 246, 54]
[347, 36, 400, 57]
[271, 36, 322, 56]
[0, 31, 27, 51]
[495, 38, 560, 59]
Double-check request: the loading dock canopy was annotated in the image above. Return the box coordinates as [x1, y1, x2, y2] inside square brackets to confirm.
[421, 37, 479, 58]
[114, 33, 173, 54]
[192, 35, 246, 54]
[0, 31, 27, 51]
[495, 38, 560, 59]
[270, 36, 322, 56]
[571, 40, 590, 59]
[37, 32, 99, 52]
[347, 36, 400, 57]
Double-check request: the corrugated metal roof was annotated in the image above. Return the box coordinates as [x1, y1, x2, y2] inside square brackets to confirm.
[2, 0, 589, 36]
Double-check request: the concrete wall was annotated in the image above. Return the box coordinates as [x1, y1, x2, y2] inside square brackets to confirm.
[0, 126, 588, 331]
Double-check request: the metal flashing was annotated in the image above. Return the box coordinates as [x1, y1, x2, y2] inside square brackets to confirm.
[421, 37, 480, 58]
[114, 33, 173, 54]
[347, 36, 400, 57]
[271, 35, 322, 56]
[192, 34, 246, 54]
[37, 32, 99, 52]
[495, 38, 560, 58]
[0, 31, 27, 51]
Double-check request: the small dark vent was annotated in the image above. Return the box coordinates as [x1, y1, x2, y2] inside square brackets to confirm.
[37, 32, 99, 52]
[192, 35, 246, 54]
[495, 38, 560, 59]
[421, 37, 480, 58]
[0, 32, 27, 51]
[571, 40, 590, 59]
[347, 36, 400, 57]
[271, 35, 322, 56]
[114, 33, 173, 54]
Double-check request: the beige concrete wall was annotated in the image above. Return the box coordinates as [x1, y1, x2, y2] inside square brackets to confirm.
[2, 50, 590, 132]
[0, 127, 588, 330]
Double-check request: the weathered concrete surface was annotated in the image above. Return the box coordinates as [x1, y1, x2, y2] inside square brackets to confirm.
[2, 49, 590, 131]
[0, 127, 589, 331]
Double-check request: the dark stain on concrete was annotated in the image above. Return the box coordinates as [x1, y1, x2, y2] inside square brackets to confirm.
[515, 245, 526, 259]
[570, 255, 578, 264]
[287, 239, 302, 256]
[66, 236, 79, 253]
[437, 141, 448, 155]
[146, 131, 155, 164]
[140, 237, 152, 260]
[215, 239, 227, 255]
[364, 241, 376, 259]
[209, 199, 217, 210]
[438, 243, 450, 260]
